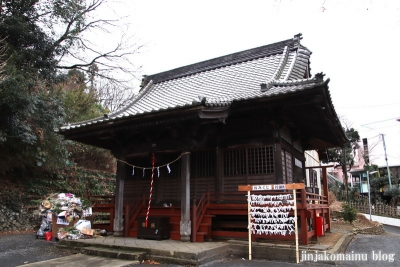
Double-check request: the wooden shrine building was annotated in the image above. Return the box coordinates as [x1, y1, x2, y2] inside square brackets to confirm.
[59, 34, 348, 244]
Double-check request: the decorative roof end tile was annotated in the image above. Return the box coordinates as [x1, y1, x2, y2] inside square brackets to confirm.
[260, 83, 267, 91]
[198, 95, 207, 105]
[293, 33, 303, 47]
[140, 75, 149, 90]
[261, 80, 275, 92]
[315, 72, 325, 82]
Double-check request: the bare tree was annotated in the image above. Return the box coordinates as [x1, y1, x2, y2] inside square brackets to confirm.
[95, 78, 136, 112]
[37, 0, 143, 89]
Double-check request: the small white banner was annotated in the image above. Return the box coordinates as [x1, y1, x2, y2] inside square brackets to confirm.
[252, 185, 272, 191]
[56, 218, 70, 225]
[295, 158, 302, 168]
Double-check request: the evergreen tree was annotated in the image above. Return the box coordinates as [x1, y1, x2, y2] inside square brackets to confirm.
[323, 128, 360, 201]
[0, 0, 131, 176]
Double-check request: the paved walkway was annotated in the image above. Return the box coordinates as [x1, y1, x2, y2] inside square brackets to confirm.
[66, 236, 229, 253]
[360, 213, 400, 227]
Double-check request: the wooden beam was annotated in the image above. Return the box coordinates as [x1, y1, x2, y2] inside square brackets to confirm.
[305, 165, 334, 169]
[238, 183, 305, 191]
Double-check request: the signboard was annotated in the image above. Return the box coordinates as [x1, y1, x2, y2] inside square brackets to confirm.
[238, 182, 303, 263]
[239, 183, 304, 191]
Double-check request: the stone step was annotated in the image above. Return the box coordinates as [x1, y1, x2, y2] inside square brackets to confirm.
[79, 246, 147, 262]
[145, 243, 231, 266]
[58, 238, 231, 266]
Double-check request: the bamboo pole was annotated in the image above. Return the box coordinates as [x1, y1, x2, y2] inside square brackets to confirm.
[247, 190, 252, 260]
[293, 189, 299, 264]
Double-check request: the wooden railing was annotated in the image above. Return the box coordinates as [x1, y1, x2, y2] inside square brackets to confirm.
[191, 191, 210, 242]
[305, 191, 328, 208]
[205, 189, 330, 245]
[124, 194, 145, 237]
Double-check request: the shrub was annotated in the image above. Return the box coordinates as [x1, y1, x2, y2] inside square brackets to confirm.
[342, 203, 358, 223]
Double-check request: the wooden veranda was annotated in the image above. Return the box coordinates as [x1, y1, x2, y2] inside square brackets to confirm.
[89, 166, 331, 245]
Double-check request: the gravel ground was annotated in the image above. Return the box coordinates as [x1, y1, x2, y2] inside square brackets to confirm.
[0, 231, 73, 267]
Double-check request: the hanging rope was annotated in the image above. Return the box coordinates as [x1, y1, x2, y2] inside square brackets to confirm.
[116, 151, 191, 227]
[145, 153, 156, 228]
[117, 152, 190, 170]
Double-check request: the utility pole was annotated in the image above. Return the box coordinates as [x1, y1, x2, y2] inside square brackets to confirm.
[343, 147, 349, 202]
[381, 134, 392, 189]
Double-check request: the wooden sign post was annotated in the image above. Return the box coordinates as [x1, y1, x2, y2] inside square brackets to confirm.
[238, 183, 305, 263]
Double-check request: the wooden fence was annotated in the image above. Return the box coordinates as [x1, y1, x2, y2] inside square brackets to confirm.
[348, 201, 400, 218]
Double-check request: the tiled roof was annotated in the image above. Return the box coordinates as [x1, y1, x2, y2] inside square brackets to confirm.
[60, 34, 319, 132]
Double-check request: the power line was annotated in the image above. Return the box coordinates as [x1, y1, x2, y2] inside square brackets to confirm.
[336, 102, 400, 109]
[361, 117, 400, 130]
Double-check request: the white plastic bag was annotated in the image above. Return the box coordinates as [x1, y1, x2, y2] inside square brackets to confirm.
[74, 219, 91, 230]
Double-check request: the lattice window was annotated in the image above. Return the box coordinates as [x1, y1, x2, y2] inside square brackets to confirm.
[248, 146, 274, 174]
[282, 151, 286, 182]
[191, 150, 215, 177]
[282, 151, 293, 183]
[223, 149, 246, 176]
[224, 146, 274, 176]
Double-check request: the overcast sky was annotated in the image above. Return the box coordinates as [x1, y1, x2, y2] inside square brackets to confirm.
[103, 0, 400, 166]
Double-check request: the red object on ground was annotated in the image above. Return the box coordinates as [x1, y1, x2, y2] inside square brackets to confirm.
[316, 217, 324, 236]
[44, 231, 52, 241]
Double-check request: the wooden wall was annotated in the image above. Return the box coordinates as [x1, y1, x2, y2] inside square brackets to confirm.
[122, 143, 304, 202]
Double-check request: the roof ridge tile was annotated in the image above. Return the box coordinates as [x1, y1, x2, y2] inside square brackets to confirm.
[146, 38, 298, 84]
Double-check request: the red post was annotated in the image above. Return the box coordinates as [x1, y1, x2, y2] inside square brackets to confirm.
[192, 203, 197, 242]
[300, 209, 308, 245]
[124, 204, 129, 237]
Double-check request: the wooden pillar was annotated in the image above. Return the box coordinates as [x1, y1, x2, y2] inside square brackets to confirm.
[321, 166, 331, 232]
[113, 156, 126, 237]
[274, 142, 284, 184]
[180, 152, 191, 242]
